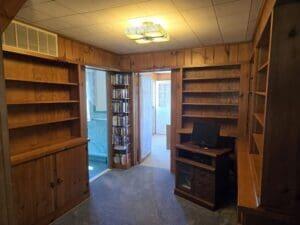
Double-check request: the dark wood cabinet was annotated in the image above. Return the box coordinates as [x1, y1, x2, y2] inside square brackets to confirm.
[11, 143, 88, 225]
[174, 143, 231, 210]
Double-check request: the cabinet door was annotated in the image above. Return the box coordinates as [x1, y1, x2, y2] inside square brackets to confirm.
[193, 167, 215, 203]
[55, 144, 89, 209]
[11, 156, 56, 225]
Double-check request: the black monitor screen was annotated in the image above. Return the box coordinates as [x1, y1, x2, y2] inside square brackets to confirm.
[191, 121, 220, 148]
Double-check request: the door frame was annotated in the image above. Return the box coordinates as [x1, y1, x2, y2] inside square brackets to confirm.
[83, 66, 112, 170]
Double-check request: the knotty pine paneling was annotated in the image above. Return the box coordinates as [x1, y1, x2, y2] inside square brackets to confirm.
[120, 42, 251, 71]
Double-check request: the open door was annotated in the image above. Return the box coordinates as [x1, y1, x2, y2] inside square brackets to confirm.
[139, 73, 153, 161]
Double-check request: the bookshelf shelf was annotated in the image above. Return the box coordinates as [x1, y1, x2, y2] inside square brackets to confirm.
[182, 114, 238, 120]
[7, 100, 79, 105]
[253, 133, 264, 154]
[9, 117, 79, 129]
[183, 90, 239, 94]
[5, 77, 78, 86]
[254, 113, 264, 127]
[257, 61, 269, 72]
[255, 91, 266, 96]
[182, 75, 240, 81]
[182, 102, 238, 107]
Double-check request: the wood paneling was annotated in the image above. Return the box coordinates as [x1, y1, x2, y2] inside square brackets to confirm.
[120, 43, 251, 72]
[0, 36, 14, 225]
[58, 36, 120, 70]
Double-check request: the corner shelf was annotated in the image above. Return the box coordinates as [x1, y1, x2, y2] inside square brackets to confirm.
[255, 91, 266, 96]
[257, 61, 269, 72]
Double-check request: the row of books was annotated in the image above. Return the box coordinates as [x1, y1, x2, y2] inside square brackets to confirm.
[112, 89, 129, 99]
[113, 153, 129, 165]
[112, 135, 130, 145]
[112, 101, 129, 113]
[112, 127, 130, 136]
[111, 74, 130, 85]
[112, 115, 129, 126]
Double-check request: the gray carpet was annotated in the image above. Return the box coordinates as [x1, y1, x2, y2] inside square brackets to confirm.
[52, 166, 237, 225]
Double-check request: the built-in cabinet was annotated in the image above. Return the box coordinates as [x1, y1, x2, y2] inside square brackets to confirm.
[11, 144, 88, 225]
[3, 50, 89, 225]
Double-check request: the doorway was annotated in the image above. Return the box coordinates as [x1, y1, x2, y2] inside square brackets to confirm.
[85, 68, 109, 180]
[140, 71, 171, 170]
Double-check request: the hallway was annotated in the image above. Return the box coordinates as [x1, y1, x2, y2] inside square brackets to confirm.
[142, 135, 170, 170]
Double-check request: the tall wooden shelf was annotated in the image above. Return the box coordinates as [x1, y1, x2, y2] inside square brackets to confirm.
[109, 72, 135, 169]
[178, 64, 242, 140]
[3, 50, 89, 225]
[238, 2, 299, 224]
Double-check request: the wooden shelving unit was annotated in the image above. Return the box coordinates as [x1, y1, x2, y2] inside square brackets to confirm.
[249, 14, 272, 202]
[109, 73, 133, 169]
[3, 51, 89, 225]
[178, 64, 241, 140]
[4, 52, 84, 159]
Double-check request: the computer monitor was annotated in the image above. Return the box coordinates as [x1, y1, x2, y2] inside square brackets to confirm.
[191, 121, 220, 148]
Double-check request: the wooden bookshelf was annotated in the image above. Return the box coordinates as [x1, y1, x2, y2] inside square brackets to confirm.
[178, 64, 242, 142]
[109, 72, 134, 169]
[3, 50, 89, 225]
[248, 14, 272, 204]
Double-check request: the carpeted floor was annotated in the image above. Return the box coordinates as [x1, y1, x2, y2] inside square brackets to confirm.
[52, 165, 237, 225]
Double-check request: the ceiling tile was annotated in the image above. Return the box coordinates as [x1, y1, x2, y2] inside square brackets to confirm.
[214, 0, 251, 17]
[23, 0, 51, 7]
[249, 0, 264, 21]
[138, 0, 177, 15]
[34, 18, 73, 31]
[193, 18, 223, 45]
[181, 7, 216, 25]
[246, 19, 257, 40]
[56, 0, 147, 13]
[213, 0, 240, 5]
[173, 0, 212, 11]
[16, 7, 52, 22]
[31, 1, 76, 18]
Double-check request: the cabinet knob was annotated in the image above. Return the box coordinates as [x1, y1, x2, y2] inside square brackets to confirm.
[50, 182, 56, 188]
[57, 178, 64, 185]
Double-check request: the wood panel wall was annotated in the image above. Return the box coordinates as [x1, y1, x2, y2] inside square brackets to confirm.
[119, 42, 251, 71]
[0, 34, 14, 225]
[57, 36, 120, 71]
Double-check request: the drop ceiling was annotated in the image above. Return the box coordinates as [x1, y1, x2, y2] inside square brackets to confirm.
[15, 0, 264, 54]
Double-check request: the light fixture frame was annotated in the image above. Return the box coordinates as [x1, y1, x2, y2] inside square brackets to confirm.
[125, 21, 169, 44]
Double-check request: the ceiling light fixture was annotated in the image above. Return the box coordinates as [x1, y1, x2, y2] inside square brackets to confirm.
[125, 21, 169, 44]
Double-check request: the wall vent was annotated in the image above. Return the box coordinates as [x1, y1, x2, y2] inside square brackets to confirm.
[2, 20, 58, 57]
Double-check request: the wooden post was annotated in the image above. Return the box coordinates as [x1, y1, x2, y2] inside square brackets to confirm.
[0, 36, 14, 225]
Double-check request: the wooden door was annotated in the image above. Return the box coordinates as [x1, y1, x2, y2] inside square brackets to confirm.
[11, 156, 56, 225]
[55, 144, 89, 209]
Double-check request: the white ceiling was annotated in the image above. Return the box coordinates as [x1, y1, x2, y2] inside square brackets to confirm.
[16, 0, 264, 54]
